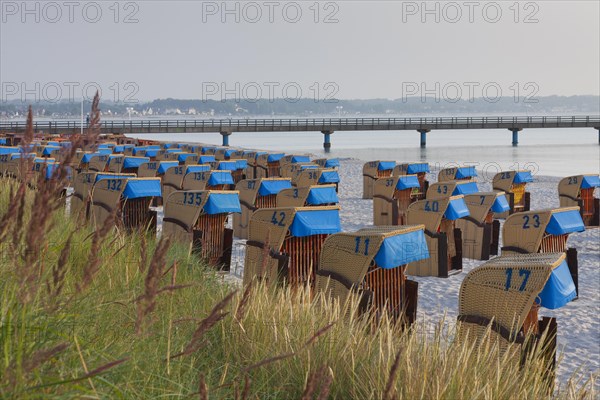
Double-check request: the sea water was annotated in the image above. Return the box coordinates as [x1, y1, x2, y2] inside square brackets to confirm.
[130, 127, 599, 178]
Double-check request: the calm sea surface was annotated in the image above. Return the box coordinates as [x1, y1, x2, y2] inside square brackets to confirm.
[130, 128, 599, 177]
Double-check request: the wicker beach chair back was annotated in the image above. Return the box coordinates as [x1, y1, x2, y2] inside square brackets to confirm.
[165, 190, 240, 269]
[106, 154, 125, 173]
[502, 207, 584, 254]
[406, 196, 469, 277]
[162, 164, 187, 199]
[363, 160, 395, 199]
[373, 175, 421, 226]
[316, 225, 427, 322]
[558, 174, 599, 227]
[88, 154, 109, 172]
[277, 184, 339, 208]
[181, 170, 234, 191]
[178, 153, 200, 165]
[90, 174, 133, 228]
[438, 166, 477, 182]
[243, 205, 341, 286]
[295, 168, 340, 189]
[163, 190, 209, 245]
[137, 161, 160, 177]
[454, 191, 509, 260]
[233, 178, 292, 239]
[457, 252, 564, 354]
[492, 170, 533, 217]
[313, 158, 340, 169]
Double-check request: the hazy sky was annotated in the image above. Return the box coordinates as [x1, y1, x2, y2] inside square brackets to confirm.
[1, 1, 599, 102]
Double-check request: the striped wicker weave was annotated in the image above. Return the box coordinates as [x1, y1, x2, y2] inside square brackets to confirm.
[315, 225, 426, 322]
[457, 252, 564, 354]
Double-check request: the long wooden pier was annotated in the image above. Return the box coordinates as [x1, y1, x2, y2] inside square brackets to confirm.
[1, 115, 598, 150]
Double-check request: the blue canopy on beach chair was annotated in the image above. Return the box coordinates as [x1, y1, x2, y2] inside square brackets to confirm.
[157, 161, 180, 174]
[258, 179, 293, 196]
[318, 171, 340, 184]
[203, 192, 241, 214]
[514, 171, 533, 183]
[545, 210, 585, 235]
[453, 182, 479, 195]
[267, 153, 285, 163]
[199, 155, 216, 164]
[124, 157, 150, 169]
[456, 167, 477, 179]
[122, 179, 162, 199]
[186, 165, 211, 174]
[406, 163, 430, 174]
[208, 171, 234, 186]
[397, 175, 421, 191]
[374, 229, 429, 269]
[378, 161, 395, 171]
[306, 186, 339, 205]
[491, 196, 510, 213]
[582, 175, 600, 189]
[536, 259, 577, 309]
[444, 197, 470, 220]
[289, 209, 341, 237]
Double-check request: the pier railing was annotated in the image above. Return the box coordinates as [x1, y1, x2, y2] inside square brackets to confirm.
[1, 115, 599, 133]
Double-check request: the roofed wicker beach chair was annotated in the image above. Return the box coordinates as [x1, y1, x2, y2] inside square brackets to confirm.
[279, 154, 312, 176]
[281, 161, 319, 181]
[277, 184, 339, 208]
[176, 152, 200, 165]
[89, 173, 135, 227]
[201, 146, 217, 155]
[242, 151, 264, 180]
[315, 225, 429, 324]
[0, 147, 20, 176]
[373, 175, 422, 226]
[157, 148, 183, 161]
[243, 206, 341, 288]
[558, 174, 600, 227]
[90, 174, 160, 231]
[137, 161, 161, 177]
[502, 207, 585, 297]
[405, 195, 470, 277]
[493, 170, 533, 217]
[393, 162, 430, 200]
[295, 168, 340, 192]
[454, 191, 510, 260]
[163, 190, 241, 270]
[457, 252, 577, 385]
[161, 163, 210, 200]
[233, 178, 293, 239]
[71, 171, 98, 218]
[40, 145, 62, 161]
[313, 158, 340, 169]
[120, 178, 161, 231]
[87, 154, 110, 172]
[363, 160, 395, 199]
[216, 159, 248, 183]
[3, 153, 38, 180]
[181, 169, 234, 191]
[215, 148, 243, 161]
[437, 166, 477, 182]
[256, 153, 285, 179]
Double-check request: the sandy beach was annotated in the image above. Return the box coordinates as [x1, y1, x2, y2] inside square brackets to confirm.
[226, 158, 600, 386]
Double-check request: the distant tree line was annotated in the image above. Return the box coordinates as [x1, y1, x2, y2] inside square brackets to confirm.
[1, 95, 598, 118]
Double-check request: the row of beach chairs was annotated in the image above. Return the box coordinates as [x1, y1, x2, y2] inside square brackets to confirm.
[1, 138, 598, 375]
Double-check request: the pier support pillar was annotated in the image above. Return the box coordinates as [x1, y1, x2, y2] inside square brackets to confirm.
[418, 129, 430, 148]
[322, 130, 333, 153]
[595, 127, 599, 144]
[220, 131, 232, 147]
[509, 128, 522, 146]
